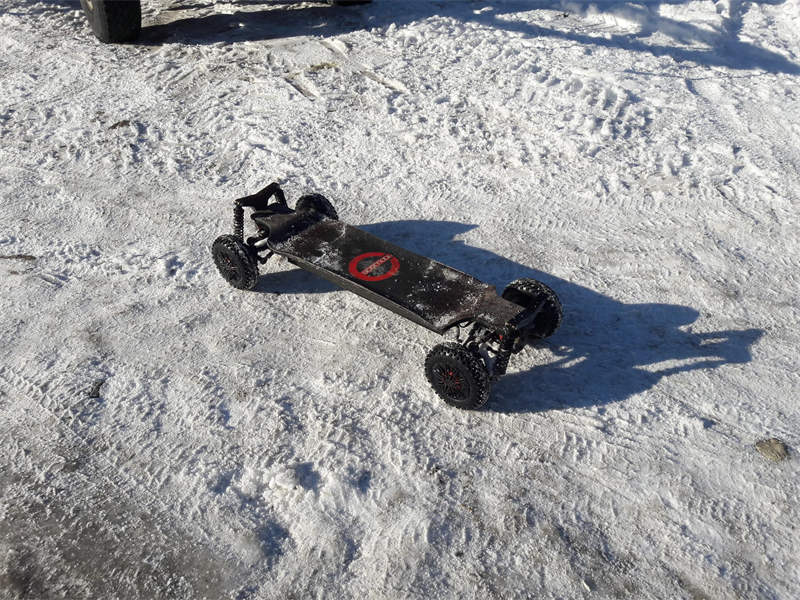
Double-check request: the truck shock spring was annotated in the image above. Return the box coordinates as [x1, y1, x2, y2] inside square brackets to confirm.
[234, 201, 244, 240]
[492, 326, 517, 379]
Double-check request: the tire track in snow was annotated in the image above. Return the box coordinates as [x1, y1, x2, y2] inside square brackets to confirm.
[2, 236, 211, 292]
[0, 383, 248, 598]
[0, 363, 294, 595]
[0, 364, 201, 524]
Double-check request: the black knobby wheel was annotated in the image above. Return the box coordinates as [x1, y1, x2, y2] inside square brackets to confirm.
[80, 0, 142, 43]
[211, 235, 259, 290]
[296, 194, 338, 220]
[502, 278, 563, 344]
[425, 342, 490, 410]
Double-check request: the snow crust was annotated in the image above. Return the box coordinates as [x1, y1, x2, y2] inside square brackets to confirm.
[1, 0, 799, 598]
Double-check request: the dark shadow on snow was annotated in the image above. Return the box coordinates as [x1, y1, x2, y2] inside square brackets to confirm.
[256, 219, 763, 414]
[253, 264, 337, 294]
[292, 462, 321, 491]
[30, 0, 799, 73]
[126, 0, 800, 74]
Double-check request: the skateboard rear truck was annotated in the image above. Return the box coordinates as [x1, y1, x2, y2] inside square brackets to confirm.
[212, 183, 562, 409]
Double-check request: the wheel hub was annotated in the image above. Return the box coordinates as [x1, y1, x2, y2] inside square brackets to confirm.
[434, 365, 465, 399]
[220, 254, 238, 279]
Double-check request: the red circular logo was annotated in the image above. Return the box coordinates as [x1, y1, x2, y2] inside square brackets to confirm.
[348, 252, 400, 282]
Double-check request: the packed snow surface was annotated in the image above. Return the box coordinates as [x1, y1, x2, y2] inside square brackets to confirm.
[1, 0, 799, 598]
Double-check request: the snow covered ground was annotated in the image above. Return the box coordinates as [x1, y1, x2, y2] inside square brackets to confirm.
[1, 0, 799, 597]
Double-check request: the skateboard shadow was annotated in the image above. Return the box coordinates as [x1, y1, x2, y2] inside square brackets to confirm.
[357, 219, 764, 414]
[254, 218, 763, 413]
[253, 262, 338, 295]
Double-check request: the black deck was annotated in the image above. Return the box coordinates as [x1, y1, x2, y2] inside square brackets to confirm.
[267, 218, 521, 334]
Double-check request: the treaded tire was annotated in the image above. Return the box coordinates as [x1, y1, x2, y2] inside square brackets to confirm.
[80, 0, 142, 43]
[502, 278, 562, 343]
[211, 235, 259, 290]
[425, 342, 490, 410]
[296, 194, 338, 220]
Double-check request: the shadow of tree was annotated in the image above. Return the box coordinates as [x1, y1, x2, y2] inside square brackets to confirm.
[474, 0, 799, 74]
[29, 0, 799, 72]
[127, 0, 800, 74]
[257, 218, 763, 414]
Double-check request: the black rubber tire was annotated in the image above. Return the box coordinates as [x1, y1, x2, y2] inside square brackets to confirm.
[502, 278, 563, 344]
[211, 235, 259, 290]
[425, 342, 490, 410]
[296, 194, 338, 220]
[80, 0, 141, 43]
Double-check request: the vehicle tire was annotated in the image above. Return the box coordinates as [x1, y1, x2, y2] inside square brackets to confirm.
[502, 278, 562, 344]
[296, 194, 338, 220]
[80, 0, 142, 43]
[425, 342, 490, 410]
[211, 235, 259, 290]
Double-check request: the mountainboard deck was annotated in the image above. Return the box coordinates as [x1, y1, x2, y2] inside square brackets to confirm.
[267, 218, 521, 334]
